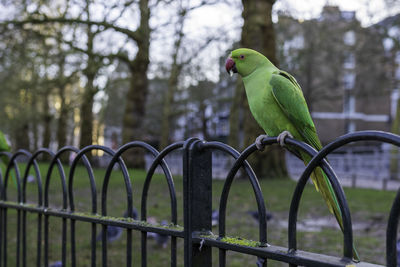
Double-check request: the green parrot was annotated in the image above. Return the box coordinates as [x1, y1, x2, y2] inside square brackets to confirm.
[225, 48, 359, 261]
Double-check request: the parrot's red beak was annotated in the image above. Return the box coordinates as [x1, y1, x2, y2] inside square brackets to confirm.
[225, 57, 237, 76]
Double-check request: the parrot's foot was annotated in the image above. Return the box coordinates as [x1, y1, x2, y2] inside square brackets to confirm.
[255, 134, 269, 151]
[277, 131, 293, 146]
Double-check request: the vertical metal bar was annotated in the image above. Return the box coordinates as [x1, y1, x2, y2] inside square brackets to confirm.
[219, 249, 226, 267]
[127, 229, 132, 267]
[71, 220, 76, 267]
[183, 139, 212, 267]
[0, 207, 2, 267]
[17, 210, 21, 267]
[102, 224, 107, 267]
[141, 232, 147, 267]
[91, 223, 96, 267]
[37, 213, 42, 267]
[22, 210, 26, 267]
[62, 217, 67, 266]
[2, 209, 6, 267]
[44, 215, 49, 267]
[171, 236, 176, 267]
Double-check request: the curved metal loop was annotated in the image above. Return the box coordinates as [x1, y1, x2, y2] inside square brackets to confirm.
[289, 130, 400, 264]
[284, 138, 353, 260]
[45, 146, 83, 210]
[21, 149, 54, 206]
[287, 130, 400, 262]
[2, 149, 32, 202]
[201, 139, 269, 245]
[68, 145, 118, 213]
[141, 141, 184, 224]
[102, 141, 162, 218]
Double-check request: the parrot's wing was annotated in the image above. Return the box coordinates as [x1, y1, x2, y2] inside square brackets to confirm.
[270, 70, 322, 151]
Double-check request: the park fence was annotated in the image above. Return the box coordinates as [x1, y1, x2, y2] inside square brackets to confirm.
[0, 130, 399, 266]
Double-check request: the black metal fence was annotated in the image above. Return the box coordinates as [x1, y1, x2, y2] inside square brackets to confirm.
[0, 130, 399, 266]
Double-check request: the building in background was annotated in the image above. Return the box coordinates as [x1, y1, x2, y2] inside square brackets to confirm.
[276, 5, 397, 144]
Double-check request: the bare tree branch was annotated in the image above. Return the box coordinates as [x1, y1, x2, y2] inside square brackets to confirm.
[1, 16, 142, 42]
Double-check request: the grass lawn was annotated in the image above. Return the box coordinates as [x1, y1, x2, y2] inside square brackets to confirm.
[1, 162, 396, 266]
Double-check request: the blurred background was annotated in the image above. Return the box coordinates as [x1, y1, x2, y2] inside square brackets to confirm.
[2, 1, 400, 265]
[1, 0, 400, 183]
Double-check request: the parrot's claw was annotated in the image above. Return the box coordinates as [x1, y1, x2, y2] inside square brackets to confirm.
[255, 134, 269, 151]
[277, 131, 293, 146]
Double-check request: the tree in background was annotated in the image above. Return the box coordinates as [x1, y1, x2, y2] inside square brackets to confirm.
[2, 0, 152, 167]
[229, 0, 288, 178]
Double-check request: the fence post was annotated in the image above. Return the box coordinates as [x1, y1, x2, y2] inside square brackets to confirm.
[183, 139, 212, 267]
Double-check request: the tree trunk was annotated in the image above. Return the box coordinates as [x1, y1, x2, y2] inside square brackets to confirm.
[79, 3, 99, 151]
[160, 62, 180, 149]
[234, 0, 288, 179]
[160, 7, 185, 149]
[200, 102, 209, 140]
[42, 95, 52, 149]
[228, 79, 243, 149]
[57, 86, 68, 150]
[14, 122, 30, 150]
[122, 0, 150, 168]
[79, 74, 96, 149]
[30, 91, 39, 151]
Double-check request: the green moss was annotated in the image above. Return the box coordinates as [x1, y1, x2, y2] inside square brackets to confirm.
[221, 236, 261, 247]
[71, 211, 183, 231]
[198, 233, 262, 248]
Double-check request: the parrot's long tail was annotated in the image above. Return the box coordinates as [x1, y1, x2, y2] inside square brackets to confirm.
[301, 152, 360, 261]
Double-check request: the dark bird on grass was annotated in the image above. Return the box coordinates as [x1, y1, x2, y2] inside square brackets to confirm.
[96, 207, 138, 243]
[123, 206, 139, 220]
[49, 261, 62, 267]
[96, 225, 123, 243]
[247, 210, 273, 222]
[148, 220, 170, 248]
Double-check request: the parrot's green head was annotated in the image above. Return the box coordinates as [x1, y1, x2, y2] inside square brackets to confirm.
[225, 48, 272, 78]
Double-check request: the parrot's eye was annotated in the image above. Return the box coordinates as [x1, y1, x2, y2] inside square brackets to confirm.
[239, 55, 245, 60]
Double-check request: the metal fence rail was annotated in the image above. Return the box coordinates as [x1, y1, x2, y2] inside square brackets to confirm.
[0, 130, 399, 266]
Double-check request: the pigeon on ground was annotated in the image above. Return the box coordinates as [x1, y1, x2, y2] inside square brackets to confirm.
[96, 206, 138, 243]
[147, 218, 170, 248]
[49, 261, 62, 267]
[247, 210, 273, 222]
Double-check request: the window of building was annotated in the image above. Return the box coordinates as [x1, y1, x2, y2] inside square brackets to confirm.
[343, 72, 355, 89]
[396, 51, 400, 65]
[283, 34, 304, 53]
[343, 52, 355, 69]
[344, 95, 355, 114]
[346, 121, 356, 133]
[343, 30, 356, 46]
[396, 67, 400, 80]
[341, 11, 355, 21]
[383, 37, 394, 51]
[389, 26, 400, 38]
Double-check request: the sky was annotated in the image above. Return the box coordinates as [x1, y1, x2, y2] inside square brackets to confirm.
[274, 0, 399, 26]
